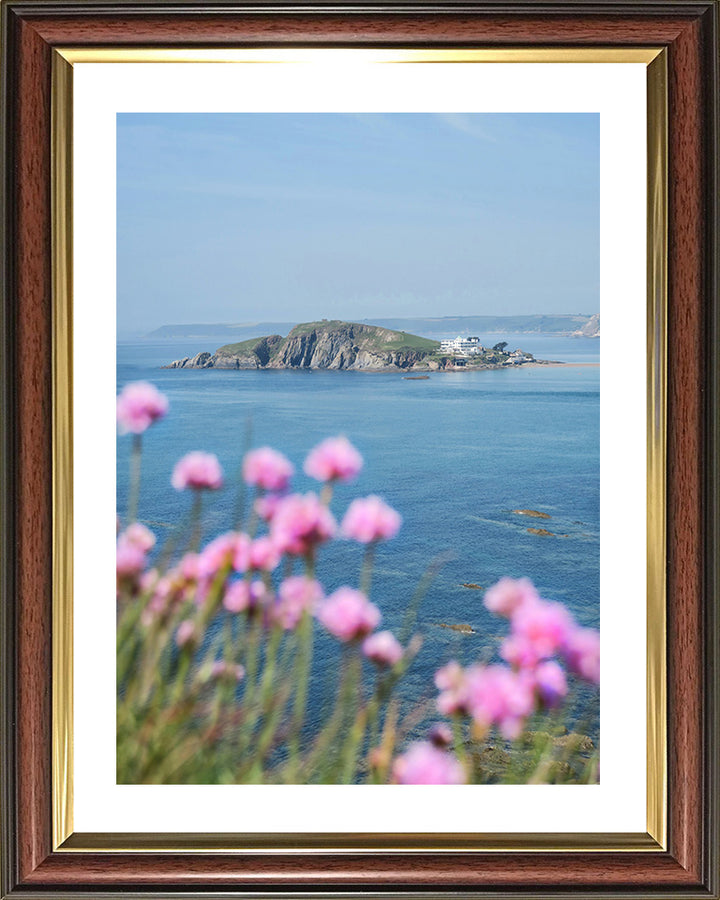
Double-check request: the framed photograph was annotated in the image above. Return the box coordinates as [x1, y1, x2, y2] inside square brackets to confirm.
[1, 2, 718, 897]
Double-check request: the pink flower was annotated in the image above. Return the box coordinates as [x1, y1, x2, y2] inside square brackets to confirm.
[222, 579, 270, 614]
[465, 665, 536, 740]
[254, 494, 283, 523]
[317, 587, 380, 642]
[178, 552, 201, 582]
[303, 435, 363, 483]
[341, 496, 402, 543]
[270, 492, 336, 556]
[122, 522, 156, 553]
[140, 572, 179, 625]
[484, 577, 539, 618]
[510, 598, 575, 661]
[171, 451, 223, 491]
[561, 627, 600, 683]
[242, 447, 294, 492]
[533, 660, 569, 708]
[435, 661, 472, 716]
[223, 580, 250, 613]
[500, 634, 545, 670]
[248, 536, 282, 572]
[272, 576, 324, 630]
[232, 533, 252, 572]
[116, 381, 168, 435]
[428, 722, 454, 749]
[362, 630, 403, 667]
[116, 538, 146, 579]
[392, 742, 466, 785]
[175, 619, 197, 648]
[197, 532, 241, 580]
[116, 524, 155, 583]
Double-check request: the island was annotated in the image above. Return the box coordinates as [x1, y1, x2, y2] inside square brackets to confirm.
[164, 320, 554, 373]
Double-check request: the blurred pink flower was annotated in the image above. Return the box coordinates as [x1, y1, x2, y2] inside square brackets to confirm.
[171, 451, 223, 491]
[223, 580, 250, 613]
[499, 634, 544, 670]
[116, 538, 146, 579]
[533, 660, 569, 708]
[178, 552, 201, 582]
[392, 742, 466, 785]
[341, 495, 402, 543]
[484, 576, 539, 618]
[561, 626, 600, 683]
[254, 493, 283, 523]
[116, 381, 168, 435]
[231, 533, 252, 572]
[303, 435, 363, 483]
[122, 522, 156, 553]
[510, 598, 575, 661]
[175, 619, 197, 648]
[139, 568, 161, 595]
[465, 664, 536, 740]
[427, 722, 454, 749]
[140, 571, 179, 625]
[197, 532, 241, 580]
[248, 536, 282, 572]
[222, 579, 270, 614]
[435, 660, 472, 716]
[270, 492, 336, 556]
[272, 576, 324, 630]
[242, 447, 294, 492]
[317, 587, 380, 642]
[362, 630, 403, 667]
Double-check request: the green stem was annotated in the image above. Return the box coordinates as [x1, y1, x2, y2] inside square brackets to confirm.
[360, 543, 376, 596]
[128, 433, 142, 524]
[286, 611, 313, 780]
[452, 716, 471, 782]
[327, 648, 363, 783]
[190, 491, 203, 550]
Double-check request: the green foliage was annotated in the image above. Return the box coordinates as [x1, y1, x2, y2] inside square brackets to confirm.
[215, 336, 268, 356]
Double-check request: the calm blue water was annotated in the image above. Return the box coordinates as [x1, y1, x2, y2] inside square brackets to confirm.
[117, 334, 600, 742]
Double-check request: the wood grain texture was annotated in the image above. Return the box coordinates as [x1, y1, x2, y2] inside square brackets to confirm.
[666, 15, 705, 882]
[3, 3, 715, 894]
[13, 11, 54, 885]
[17, 849, 704, 887]
[22, 12, 695, 45]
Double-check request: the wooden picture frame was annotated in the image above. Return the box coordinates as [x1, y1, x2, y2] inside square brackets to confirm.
[1, 1, 718, 896]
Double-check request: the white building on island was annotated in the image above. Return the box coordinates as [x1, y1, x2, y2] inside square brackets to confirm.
[439, 335, 485, 356]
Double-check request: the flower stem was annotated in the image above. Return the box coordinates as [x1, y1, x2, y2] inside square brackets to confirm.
[128, 434, 142, 523]
[190, 491, 203, 550]
[452, 716, 471, 782]
[360, 543, 376, 595]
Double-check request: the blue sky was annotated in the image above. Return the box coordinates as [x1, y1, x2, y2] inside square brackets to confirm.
[117, 113, 599, 337]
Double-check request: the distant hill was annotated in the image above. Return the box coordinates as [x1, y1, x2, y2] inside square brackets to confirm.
[165, 320, 440, 371]
[145, 321, 298, 341]
[147, 314, 598, 342]
[358, 314, 598, 336]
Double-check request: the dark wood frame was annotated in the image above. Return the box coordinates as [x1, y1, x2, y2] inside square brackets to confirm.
[1, 2, 718, 897]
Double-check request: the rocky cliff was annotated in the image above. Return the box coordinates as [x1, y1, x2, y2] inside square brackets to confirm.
[571, 314, 600, 338]
[165, 321, 440, 371]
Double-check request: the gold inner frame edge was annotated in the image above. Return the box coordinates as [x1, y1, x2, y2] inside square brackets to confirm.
[51, 45, 668, 854]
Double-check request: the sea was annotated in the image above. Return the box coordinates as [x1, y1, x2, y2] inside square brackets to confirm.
[117, 333, 600, 744]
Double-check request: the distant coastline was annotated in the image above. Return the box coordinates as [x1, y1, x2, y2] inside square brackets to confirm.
[146, 313, 600, 344]
[164, 320, 569, 373]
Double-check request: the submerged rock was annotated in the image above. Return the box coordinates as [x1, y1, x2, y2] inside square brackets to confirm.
[437, 622, 476, 634]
